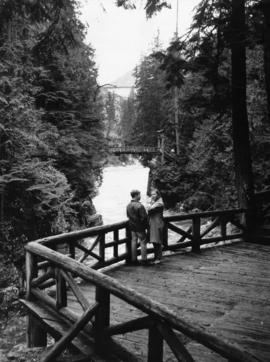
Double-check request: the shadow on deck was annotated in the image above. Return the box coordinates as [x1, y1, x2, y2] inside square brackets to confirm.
[69, 241, 270, 361]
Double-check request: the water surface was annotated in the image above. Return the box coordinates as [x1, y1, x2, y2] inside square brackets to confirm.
[94, 163, 149, 224]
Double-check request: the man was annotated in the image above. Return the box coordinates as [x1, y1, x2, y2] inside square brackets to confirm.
[126, 189, 148, 265]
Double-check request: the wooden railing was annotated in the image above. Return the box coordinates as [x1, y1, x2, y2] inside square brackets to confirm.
[22, 208, 258, 362]
[163, 208, 246, 253]
[34, 208, 247, 270]
[35, 220, 131, 271]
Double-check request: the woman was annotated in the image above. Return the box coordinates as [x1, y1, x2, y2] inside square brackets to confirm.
[147, 189, 164, 264]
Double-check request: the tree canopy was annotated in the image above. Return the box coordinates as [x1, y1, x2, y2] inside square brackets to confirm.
[0, 0, 106, 269]
[122, 0, 269, 210]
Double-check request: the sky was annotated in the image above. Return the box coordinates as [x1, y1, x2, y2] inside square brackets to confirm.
[79, 0, 199, 85]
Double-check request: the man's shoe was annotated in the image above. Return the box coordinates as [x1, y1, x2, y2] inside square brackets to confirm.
[153, 259, 161, 265]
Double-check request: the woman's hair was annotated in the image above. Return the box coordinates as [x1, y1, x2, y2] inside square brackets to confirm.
[152, 189, 160, 197]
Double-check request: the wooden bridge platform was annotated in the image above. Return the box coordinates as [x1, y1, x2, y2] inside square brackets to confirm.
[110, 146, 161, 155]
[23, 209, 270, 362]
[67, 241, 270, 362]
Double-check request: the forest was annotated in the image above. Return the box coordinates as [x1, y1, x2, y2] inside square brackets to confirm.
[120, 0, 270, 210]
[0, 0, 107, 282]
[0, 0, 270, 360]
[0, 1, 108, 352]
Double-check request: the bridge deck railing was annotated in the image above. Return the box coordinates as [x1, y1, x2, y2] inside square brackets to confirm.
[34, 208, 246, 271]
[110, 146, 161, 155]
[23, 208, 257, 362]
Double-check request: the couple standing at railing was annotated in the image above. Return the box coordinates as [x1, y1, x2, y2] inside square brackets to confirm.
[126, 189, 164, 266]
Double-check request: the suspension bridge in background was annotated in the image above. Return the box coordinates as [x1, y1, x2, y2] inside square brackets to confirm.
[109, 131, 182, 165]
[110, 146, 160, 155]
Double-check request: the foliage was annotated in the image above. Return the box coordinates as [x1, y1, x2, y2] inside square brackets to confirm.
[36, 46, 105, 199]
[100, 89, 132, 165]
[247, 46, 270, 189]
[127, 0, 270, 210]
[153, 39, 190, 90]
[0, 0, 105, 273]
[102, 90, 123, 142]
[120, 89, 137, 144]
[131, 52, 170, 148]
[117, 0, 171, 17]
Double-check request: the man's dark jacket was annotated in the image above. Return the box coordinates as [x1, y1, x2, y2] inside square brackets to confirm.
[126, 200, 148, 232]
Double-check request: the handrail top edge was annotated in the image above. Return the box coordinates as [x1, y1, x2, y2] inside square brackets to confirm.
[27, 208, 246, 246]
[30, 220, 129, 245]
[164, 208, 246, 221]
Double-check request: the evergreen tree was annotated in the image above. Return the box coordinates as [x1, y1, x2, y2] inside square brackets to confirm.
[123, 0, 269, 210]
[120, 88, 136, 144]
[0, 0, 105, 273]
[102, 91, 122, 142]
[262, 0, 270, 121]
[231, 0, 254, 211]
[133, 55, 169, 146]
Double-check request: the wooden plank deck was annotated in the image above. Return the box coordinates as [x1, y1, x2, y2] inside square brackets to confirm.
[67, 242, 270, 361]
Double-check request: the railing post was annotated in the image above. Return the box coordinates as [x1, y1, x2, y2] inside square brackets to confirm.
[27, 314, 47, 348]
[125, 225, 132, 264]
[95, 286, 110, 353]
[148, 325, 163, 362]
[220, 216, 227, 239]
[192, 216, 201, 253]
[242, 209, 250, 241]
[113, 229, 119, 259]
[55, 268, 67, 310]
[163, 223, 168, 249]
[26, 251, 36, 301]
[69, 241, 75, 259]
[99, 233, 105, 265]
[26, 251, 47, 347]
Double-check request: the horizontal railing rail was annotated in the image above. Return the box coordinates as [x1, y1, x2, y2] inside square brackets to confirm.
[35, 220, 131, 273]
[31, 209, 248, 281]
[35, 220, 128, 246]
[165, 208, 245, 221]
[32, 209, 247, 277]
[25, 240, 260, 362]
[163, 208, 246, 253]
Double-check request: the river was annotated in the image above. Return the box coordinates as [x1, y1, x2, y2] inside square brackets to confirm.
[94, 162, 150, 224]
[93, 163, 191, 247]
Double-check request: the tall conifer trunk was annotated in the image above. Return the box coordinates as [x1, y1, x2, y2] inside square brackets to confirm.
[262, 0, 270, 122]
[231, 0, 254, 213]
